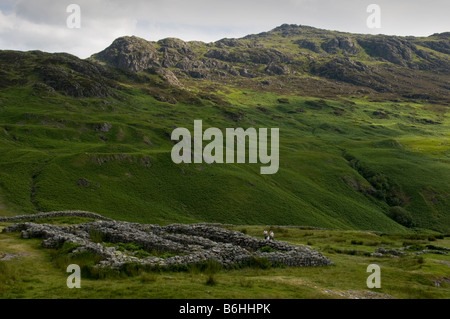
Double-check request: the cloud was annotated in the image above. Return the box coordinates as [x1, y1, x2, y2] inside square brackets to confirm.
[0, 1, 139, 58]
[0, 0, 449, 59]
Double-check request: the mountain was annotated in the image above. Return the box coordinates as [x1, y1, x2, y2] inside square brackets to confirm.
[0, 24, 449, 233]
[92, 24, 450, 102]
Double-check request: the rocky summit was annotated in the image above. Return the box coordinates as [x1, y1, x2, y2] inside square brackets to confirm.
[91, 24, 450, 102]
[1, 23, 449, 101]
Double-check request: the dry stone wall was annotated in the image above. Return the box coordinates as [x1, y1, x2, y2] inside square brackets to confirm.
[3, 218, 333, 269]
[0, 211, 113, 222]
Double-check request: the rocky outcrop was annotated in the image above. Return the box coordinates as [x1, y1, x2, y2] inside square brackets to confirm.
[94, 36, 160, 72]
[0, 252, 28, 261]
[321, 37, 360, 55]
[295, 39, 321, 53]
[311, 57, 389, 92]
[371, 246, 449, 257]
[265, 63, 290, 75]
[2, 220, 333, 269]
[154, 68, 184, 87]
[0, 50, 113, 98]
[204, 49, 247, 63]
[37, 53, 114, 98]
[215, 38, 246, 48]
[357, 36, 415, 66]
[92, 122, 112, 133]
[421, 39, 450, 55]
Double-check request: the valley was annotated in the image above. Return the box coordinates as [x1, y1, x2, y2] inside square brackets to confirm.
[0, 24, 449, 234]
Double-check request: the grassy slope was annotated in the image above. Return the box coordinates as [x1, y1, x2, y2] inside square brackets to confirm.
[0, 76, 449, 232]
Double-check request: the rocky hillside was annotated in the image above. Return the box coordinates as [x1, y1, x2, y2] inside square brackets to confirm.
[0, 24, 450, 233]
[0, 50, 115, 98]
[92, 24, 450, 102]
[1, 24, 448, 102]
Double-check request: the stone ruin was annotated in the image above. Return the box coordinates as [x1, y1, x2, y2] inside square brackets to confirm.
[1, 212, 333, 269]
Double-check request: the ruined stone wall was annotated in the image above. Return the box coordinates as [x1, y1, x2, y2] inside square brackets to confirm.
[3, 219, 333, 269]
[0, 211, 113, 222]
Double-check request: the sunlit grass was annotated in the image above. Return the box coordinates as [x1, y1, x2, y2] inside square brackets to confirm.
[0, 80, 449, 232]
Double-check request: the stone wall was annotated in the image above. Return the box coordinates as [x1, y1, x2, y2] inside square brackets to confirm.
[3, 219, 333, 269]
[0, 211, 113, 222]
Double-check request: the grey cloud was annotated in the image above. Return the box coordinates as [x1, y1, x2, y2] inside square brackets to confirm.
[14, 0, 68, 24]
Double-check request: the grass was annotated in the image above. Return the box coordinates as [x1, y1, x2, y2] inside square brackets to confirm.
[1, 221, 449, 299]
[0, 44, 449, 232]
[1, 83, 449, 232]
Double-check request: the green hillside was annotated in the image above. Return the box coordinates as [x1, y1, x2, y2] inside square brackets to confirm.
[0, 25, 449, 233]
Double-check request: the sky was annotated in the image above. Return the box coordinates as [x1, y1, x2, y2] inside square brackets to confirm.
[0, 0, 449, 59]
